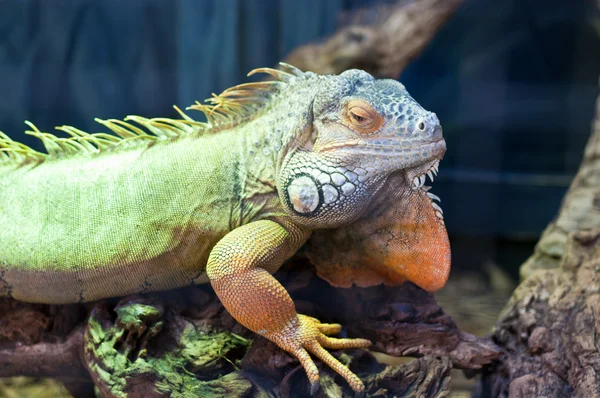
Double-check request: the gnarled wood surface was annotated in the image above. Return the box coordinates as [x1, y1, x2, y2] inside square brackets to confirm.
[0, 261, 500, 397]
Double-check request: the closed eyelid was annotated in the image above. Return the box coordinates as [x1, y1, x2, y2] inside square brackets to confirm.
[344, 100, 384, 134]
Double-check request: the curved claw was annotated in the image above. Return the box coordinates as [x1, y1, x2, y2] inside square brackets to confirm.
[279, 314, 371, 393]
[310, 380, 320, 396]
[306, 341, 365, 392]
[295, 346, 320, 390]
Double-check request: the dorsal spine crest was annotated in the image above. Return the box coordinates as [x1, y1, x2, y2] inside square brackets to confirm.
[0, 63, 303, 165]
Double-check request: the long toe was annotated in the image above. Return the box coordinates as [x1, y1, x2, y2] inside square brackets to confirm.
[318, 335, 372, 350]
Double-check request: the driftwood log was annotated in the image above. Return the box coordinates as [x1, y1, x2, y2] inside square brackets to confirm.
[284, 0, 464, 79]
[476, 84, 600, 397]
[0, 260, 499, 397]
[0, 1, 495, 397]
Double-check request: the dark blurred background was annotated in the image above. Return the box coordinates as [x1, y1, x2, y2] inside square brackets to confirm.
[0, 0, 599, 279]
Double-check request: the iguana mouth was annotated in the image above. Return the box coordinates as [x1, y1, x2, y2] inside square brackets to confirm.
[409, 159, 439, 190]
[407, 158, 444, 221]
[317, 139, 445, 155]
[316, 138, 446, 221]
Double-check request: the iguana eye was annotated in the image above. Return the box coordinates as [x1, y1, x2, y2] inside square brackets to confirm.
[345, 100, 383, 134]
[349, 107, 369, 123]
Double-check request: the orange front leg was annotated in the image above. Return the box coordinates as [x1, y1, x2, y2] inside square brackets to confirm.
[206, 220, 370, 393]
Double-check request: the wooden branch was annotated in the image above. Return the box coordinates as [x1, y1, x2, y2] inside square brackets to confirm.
[309, 278, 500, 369]
[284, 0, 464, 78]
[0, 300, 95, 396]
[1, 262, 498, 397]
[0, 300, 86, 377]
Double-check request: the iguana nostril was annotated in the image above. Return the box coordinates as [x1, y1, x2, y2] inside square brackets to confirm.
[418, 121, 426, 130]
[432, 124, 443, 139]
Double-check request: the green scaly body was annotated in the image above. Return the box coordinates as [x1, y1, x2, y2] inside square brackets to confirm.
[1, 130, 247, 302]
[0, 105, 304, 303]
[0, 66, 316, 303]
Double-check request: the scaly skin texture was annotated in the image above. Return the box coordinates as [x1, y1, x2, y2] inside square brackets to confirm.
[0, 64, 449, 392]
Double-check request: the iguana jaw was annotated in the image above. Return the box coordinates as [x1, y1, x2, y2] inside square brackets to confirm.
[401, 136, 445, 182]
[401, 148, 446, 222]
[316, 137, 446, 177]
[405, 156, 443, 189]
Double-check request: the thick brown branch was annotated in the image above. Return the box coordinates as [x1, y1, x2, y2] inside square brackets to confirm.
[284, 0, 464, 78]
[0, 327, 85, 379]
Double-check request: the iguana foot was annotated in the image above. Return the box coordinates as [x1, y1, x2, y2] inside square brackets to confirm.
[270, 314, 371, 393]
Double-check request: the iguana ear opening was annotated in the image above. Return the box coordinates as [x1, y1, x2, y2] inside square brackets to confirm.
[305, 179, 450, 292]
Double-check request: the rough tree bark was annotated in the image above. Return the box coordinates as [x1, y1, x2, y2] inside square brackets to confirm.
[284, 0, 464, 78]
[476, 83, 600, 397]
[0, 1, 479, 397]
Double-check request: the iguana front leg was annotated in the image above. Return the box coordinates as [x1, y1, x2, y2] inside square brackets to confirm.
[206, 220, 371, 393]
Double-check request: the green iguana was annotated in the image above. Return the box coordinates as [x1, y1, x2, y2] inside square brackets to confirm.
[0, 63, 450, 393]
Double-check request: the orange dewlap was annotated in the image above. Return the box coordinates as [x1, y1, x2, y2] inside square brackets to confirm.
[306, 184, 450, 292]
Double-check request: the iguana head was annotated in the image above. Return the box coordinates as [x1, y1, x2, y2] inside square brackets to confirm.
[278, 69, 445, 228]
[276, 67, 450, 292]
